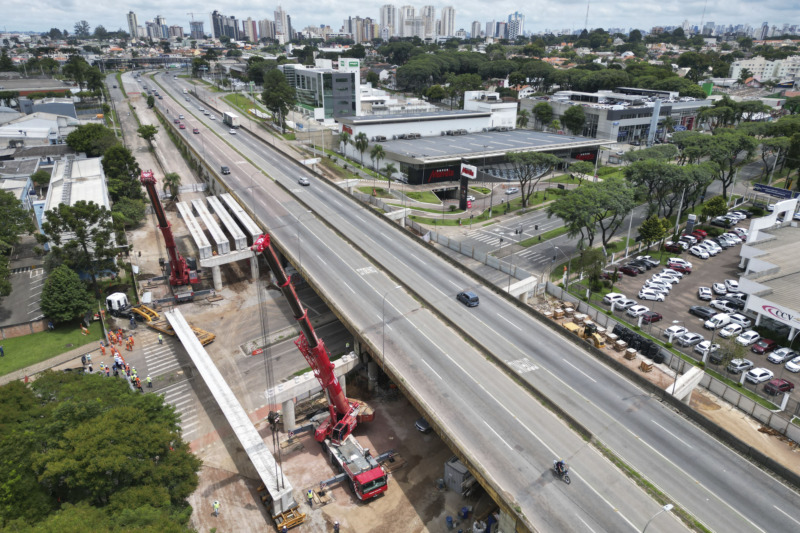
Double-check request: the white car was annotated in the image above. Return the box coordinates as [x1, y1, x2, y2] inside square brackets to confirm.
[616, 298, 638, 310]
[718, 323, 743, 339]
[710, 300, 736, 313]
[668, 258, 692, 269]
[735, 330, 761, 346]
[602, 292, 626, 305]
[690, 246, 709, 259]
[695, 340, 720, 356]
[678, 332, 705, 347]
[643, 281, 671, 294]
[466, 195, 476, 201]
[627, 304, 650, 317]
[733, 228, 747, 238]
[721, 233, 741, 244]
[745, 367, 774, 384]
[664, 325, 688, 338]
[712, 282, 727, 295]
[505, 187, 519, 195]
[785, 356, 800, 373]
[209, 115, 216, 120]
[660, 268, 684, 279]
[698, 287, 712, 300]
[650, 275, 678, 285]
[697, 243, 720, 256]
[638, 289, 665, 302]
[298, 177, 310, 186]
[728, 313, 752, 329]
[724, 279, 739, 292]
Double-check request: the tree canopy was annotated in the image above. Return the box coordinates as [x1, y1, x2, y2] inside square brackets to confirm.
[39, 265, 95, 323]
[66, 124, 117, 158]
[261, 69, 295, 132]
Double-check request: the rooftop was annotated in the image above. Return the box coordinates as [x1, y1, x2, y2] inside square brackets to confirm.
[338, 109, 490, 126]
[0, 159, 38, 176]
[379, 129, 606, 165]
[45, 157, 109, 213]
[743, 224, 800, 311]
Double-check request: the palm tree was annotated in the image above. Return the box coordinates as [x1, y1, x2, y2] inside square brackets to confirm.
[738, 68, 753, 88]
[339, 130, 351, 156]
[370, 144, 386, 188]
[162, 172, 182, 199]
[383, 162, 398, 189]
[354, 132, 369, 167]
[516, 109, 530, 129]
[661, 116, 676, 142]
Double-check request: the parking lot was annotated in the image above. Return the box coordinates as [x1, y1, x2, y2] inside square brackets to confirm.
[601, 222, 800, 412]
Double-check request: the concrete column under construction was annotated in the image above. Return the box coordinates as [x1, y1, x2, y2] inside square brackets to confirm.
[282, 399, 296, 431]
[367, 360, 378, 391]
[339, 373, 346, 396]
[212, 265, 222, 291]
[250, 256, 258, 280]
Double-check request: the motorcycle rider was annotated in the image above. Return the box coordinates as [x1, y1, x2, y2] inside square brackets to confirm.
[555, 459, 566, 475]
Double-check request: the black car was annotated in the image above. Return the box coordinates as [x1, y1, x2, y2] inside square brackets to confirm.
[721, 297, 745, 310]
[689, 306, 717, 320]
[628, 260, 652, 271]
[624, 263, 647, 274]
[456, 291, 479, 307]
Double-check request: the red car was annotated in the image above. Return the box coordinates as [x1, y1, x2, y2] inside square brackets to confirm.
[764, 378, 794, 395]
[641, 311, 662, 324]
[619, 265, 639, 276]
[751, 339, 777, 355]
[173, 118, 180, 124]
[692, 229, 708, 240]
[179, 123, 186, 129]
[667, 263, 692, 274]
[193, 128, 200, 134]
[664, 243, 683, 253]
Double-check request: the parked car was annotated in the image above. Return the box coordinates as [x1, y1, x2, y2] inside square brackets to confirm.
[192, 128, 199, 134]
[733, 228, 748, 238]
[643, 281, 671, 294]
[689, 306, 717, 320]
[415, 417, 433, 433]
[666, 262, 692, 274]
[745, 367, 774, 384]
[505, 187, 519, 195]
[456, 291, 480, 307]
[668, 258, 692, 269]
[751, 339, 778, 355]
[714, 237, 732, 249]
[664, 242, 685, 253]
[695, 340, 720, 357]
[690, 246, 710, 259]
[641, 311, 662, 324]
[704, 313, 731, 330]
[664, 325, 688, 339]
[650, 274, 678, 285]
[638, 289, 665, 302]
[698, 287, 713, 300]
[718, 323, 743, 339]
[764, 378, 795, 395]
[724, 279, 739, 292]
[786, 356, 800, 373]
[619, 265, 640, 276]
[680, 234, 698, 246]
[624, 262, 648, 274]
[660, 268, 684, 279]
[727, 358, 754, 374]
[627, 305, 650, 317]
[767, 348, 797, 364]
[616, 298, 638, 310]
[712, 283, 727, 295]
[635, 255, 660, 267]
[710, 217, 733, 228]
[678, 332, 705, 347]
[721, 297, 745, 311]
[735, 330, 761, 346]
[692, 229, 708, 240]
[628, 260, 653, 271]
[710, 300, 736, 313]
[696, 243, 719, 255]
[602, 293, 626, 305]
[728, 313, 752, 329]
[220, 166, 231, 175]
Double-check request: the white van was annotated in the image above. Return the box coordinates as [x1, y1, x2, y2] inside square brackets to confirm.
[704, 313, 731, 330]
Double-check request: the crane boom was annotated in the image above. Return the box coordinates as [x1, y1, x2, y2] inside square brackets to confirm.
[251, 234, 370, 444]
[140, 170, 192, 286]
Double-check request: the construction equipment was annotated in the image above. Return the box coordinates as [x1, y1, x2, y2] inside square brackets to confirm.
[140, 170, 197, 286]
[250, 233, 387, 501]
[105, 292, 215, 346]
[563, 321, 605, 349]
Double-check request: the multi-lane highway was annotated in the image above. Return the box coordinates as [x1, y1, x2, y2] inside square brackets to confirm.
[135, 71, 800, 532]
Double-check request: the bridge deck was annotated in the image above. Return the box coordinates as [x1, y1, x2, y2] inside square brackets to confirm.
[220, 192, 261, 241]
[191, 199, 230, 255]
[176, 201, 212, 260]
[207, 196, 247, 250]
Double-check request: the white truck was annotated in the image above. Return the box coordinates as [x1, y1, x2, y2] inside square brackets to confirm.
[222, 111, 240, 128]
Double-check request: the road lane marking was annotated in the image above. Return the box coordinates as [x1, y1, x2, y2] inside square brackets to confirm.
[483, 421, 512, 450]
[342, 281, 356, 294]
[773, 505, 800, 527]
[496, 313, 522, 331]
[561, 359, 597, 383]
[422, 360, 443, 380]
[577, 516, 598, 533]
[652, 420, 694, 449]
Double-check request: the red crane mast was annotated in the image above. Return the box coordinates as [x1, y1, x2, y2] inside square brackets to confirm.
[140, 170, 192, 286]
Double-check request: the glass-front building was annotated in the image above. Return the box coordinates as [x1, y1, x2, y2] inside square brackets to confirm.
[281, 65, 357, 119]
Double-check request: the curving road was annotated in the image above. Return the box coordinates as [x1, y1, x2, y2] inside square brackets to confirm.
[128, 71, 800, 532]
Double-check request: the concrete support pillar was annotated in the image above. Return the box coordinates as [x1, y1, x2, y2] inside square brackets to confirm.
[250, 256, 259, 281]
[339, 373, 346, 397]
[367, 361, 378, 391]
[519, 292, 529, 305]
[755, 313, 762, 327]
[212, 265, 222, 291]
[281, 399, 296, 432]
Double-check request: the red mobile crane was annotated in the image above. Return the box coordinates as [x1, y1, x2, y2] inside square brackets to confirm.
[250, 234, 388, 500]
[140, 170, 194, 286]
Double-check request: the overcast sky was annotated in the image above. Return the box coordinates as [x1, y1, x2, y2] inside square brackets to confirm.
[2, 1, 794, 35]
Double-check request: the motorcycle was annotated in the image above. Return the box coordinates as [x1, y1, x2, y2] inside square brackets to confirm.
[553, 460, 571, 484]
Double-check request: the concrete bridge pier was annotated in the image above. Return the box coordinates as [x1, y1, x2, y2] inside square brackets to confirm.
[212, 266, 222, 291]
[282, 399, 296, 431]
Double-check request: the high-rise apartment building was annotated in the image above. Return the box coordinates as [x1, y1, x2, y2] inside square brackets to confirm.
[421, 6, 435, 39]
[242, 18, 258, 42]
[155, 15, 168, 39]
[507, 12, 524, 39]
[486, 20, 495, 38]
[440, 6, 455, 37]
[126, 11, 138, 41]
[380, 4, 397, 37]
[168, 25, 184, 38]
[259, 19, 276, 41]
[399, 6, 415, 38]
[190, 21, 204, 40]
[471, 21, 482, 39]
[275, 6, 293, 40]
[212, 10, 240, 40]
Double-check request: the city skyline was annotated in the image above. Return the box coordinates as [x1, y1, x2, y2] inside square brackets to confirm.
[2, 1, 798, 37]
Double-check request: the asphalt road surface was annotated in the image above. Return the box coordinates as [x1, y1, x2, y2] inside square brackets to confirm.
[146, 72, 800, 532]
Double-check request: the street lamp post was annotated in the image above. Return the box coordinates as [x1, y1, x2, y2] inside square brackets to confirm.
[382, 285, 403, 369]
[642, 504, 674, 532]
[554, 246, 571, 290]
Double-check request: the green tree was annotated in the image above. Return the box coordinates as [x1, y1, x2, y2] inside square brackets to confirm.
[30, 169, 52, 196]
[701, 196, 729, 220]
[137, 124, 158, 146]
[38, 201, 117, 296]
[0, 256, 10, 299]
[353, 132, 369, 166]
[0, 189, 35, 252]
[73, 20, 91, 38]
[261, 69, 295, 133]
[784, 96, 800, 115]
[382, 162, 398, 188]
[365, 70, 380, 86]
[338, 130, 351, 154]
[562, 105, 586, 135]
[707, 129, 758, 198]
[101, 145, 142, 201]
[533, 102, 553, 130]
[146, 94, 155, 108]
[66, 123, 117, 157]
[369, 143, 386, 174]
[39, 265, 94, 323]
[785, 133, 800, 189]
[516, 109, 530, 129]
[425, 84, 446, 102]
[0, 50, 15, 72]
[111, 198, 146, 229]
[162, 172, 182, 198]
[638, 216, 667, 249]
[507, 152, 562, 207]
[568, 161, 595, 185]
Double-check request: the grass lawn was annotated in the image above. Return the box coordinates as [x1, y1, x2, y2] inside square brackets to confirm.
[546, 174, 587, 184]
[406, 191, 441, 204]
[0, 322, 104, 377]
[519, 225, 568, 247]
[115, 72, 127, 98]
[357, 186, 394, 198]
[471, 186, 490, 195]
